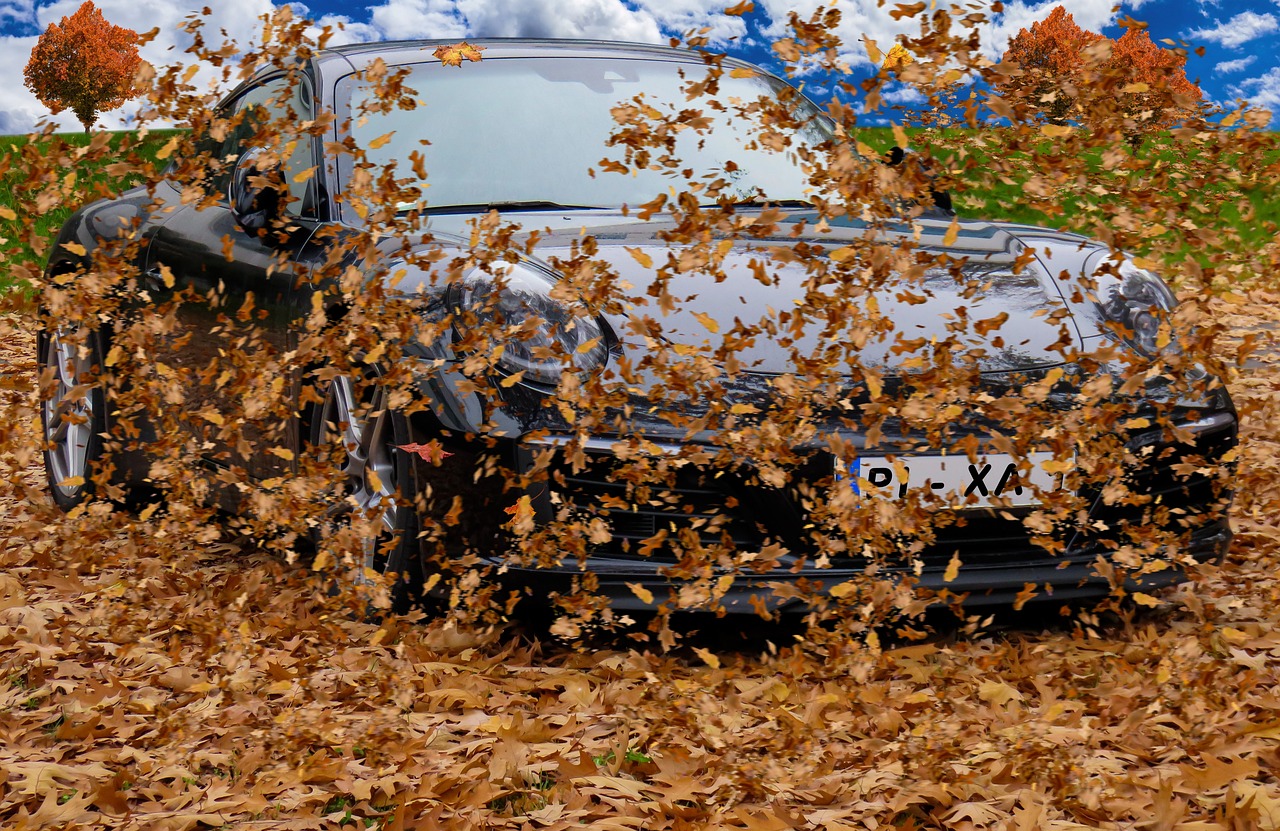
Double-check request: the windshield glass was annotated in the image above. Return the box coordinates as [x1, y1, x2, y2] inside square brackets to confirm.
[339, 56, 832, 212]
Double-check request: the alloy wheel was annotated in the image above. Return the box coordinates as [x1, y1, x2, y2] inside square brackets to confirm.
[43, 327, 96, 499]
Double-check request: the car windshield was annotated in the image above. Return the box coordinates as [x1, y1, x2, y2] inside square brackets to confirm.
[339, 56, 833, 212]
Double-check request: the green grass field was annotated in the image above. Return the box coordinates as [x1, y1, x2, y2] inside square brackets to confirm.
[0, 129, 183, 295]
[2, 125, 1276, 298]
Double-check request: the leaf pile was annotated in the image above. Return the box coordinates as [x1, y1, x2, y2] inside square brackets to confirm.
[2, 295, 1280, 827]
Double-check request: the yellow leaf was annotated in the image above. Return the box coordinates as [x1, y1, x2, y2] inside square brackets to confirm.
[729, 403, 759, 414]
[940, 69, 964, 85]
[422, 573, 441, 592]
[943, 552, 961, 583]
[828, 246, 856, 263]
[0, 206, 16, 221]
[265, 680, 294, 695]
[58, 476, 85, 488]
[138, 501, 160, 521]
[1041, 124, 1073, 138]
[200, 411, 224, 426]
[1132, 592, 1160, 607]
[105, 345, 124, 367]
[292, 166, 316, 183]
[942, 217, 960, 247]
[62, 242, 86, 256]
[692, 647, 720, 669]
[159, 264, 174, 288]
[1041, 457, 1072, 475]
[729, 67, 754, 78]
[433, 40, 486, 67]
[865, 372, 883, 400]
[829, 580, 857, 599]
[1122, 82, 1150, 93]
[576, 337, 601, 354]
[625, 246, 653, 268]
[855, 141, 877, 158]
[367, 132, 394, 150]
[863, 36, 882, 65]
[268, 447, 295, 461]
[1123, 417, 1151, 429]
[499, 371, 526, 387]
[182, 64, 199, 84]
[891, 123, 909, 149]
[693, 311, 719, 334]
[626, 582, 654, 604]
[155, 136, 179, 160]
[978, 681, 1022, 706]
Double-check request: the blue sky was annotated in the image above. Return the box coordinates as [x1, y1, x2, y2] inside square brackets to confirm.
[0, 0, 1276, 133]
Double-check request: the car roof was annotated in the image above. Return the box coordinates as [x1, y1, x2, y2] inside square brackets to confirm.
[310, 37, 759, 82]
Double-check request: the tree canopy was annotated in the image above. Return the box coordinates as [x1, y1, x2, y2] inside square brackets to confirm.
[995, 6, 1202, 144]
[23, 1, 142, 133]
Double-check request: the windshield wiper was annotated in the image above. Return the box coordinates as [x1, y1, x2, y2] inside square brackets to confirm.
[412, 201, 608, 215]
[709, 198, 814, 210]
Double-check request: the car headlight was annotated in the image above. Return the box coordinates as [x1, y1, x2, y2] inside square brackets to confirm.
[451, 262, 609, 385]
[1095, 259, 1178, 356]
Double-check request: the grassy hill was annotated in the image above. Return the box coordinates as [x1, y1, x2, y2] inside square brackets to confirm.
[0, 129, 184, 295]
[2, 126, 1277, 298]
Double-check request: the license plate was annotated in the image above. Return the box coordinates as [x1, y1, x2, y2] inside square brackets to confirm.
[839, 452, 1062, 508]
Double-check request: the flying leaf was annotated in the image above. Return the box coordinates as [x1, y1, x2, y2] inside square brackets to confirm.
[434, 41, 486, 67]
[693, 311, 719, 334]
[942, 217, 960, 247]
[943, 552, 961, 582]
[398, 441, 454, 464]
[863, 37, 883, 65]
[626, 583, 654, 604]
[693, 647, 720, 669]
[625, 246, 653, 268]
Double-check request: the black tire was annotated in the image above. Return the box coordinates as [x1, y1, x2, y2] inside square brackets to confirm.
[38, 323, 107, 511]
[308, 369, 426, 613]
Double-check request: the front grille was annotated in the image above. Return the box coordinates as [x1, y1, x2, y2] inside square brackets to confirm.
[529, 412, 1235, 572]
[546, 455, 770, 560]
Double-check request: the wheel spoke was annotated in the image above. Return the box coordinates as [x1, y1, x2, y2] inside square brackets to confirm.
[42, 327, 96, 494]
[320, 375, 402, 574]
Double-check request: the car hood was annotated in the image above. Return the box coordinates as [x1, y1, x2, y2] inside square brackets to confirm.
[425, 209, 1097, 376]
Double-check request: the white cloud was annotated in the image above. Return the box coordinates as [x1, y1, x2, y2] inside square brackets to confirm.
[1186, 11, 1279, 48]
[1215, 55, 1257, 74]
[882, 84, 925, 105]
[454, 0, 661, 41]
[366, 0, 467, 39]
[755, 0, 1127, 71]
[630, 0, 747, 44]
[1229, 65, 1280, 116]
[0, 0, 36, 26]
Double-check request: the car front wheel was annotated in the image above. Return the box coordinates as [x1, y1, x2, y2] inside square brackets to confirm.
[311, 371, 423, 612]
[38, 323, 106, 511]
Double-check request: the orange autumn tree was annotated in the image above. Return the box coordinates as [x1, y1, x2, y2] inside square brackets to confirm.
[1107, 26, 1202, 147]
[995, 6, 1101, 124]
[23, 1, 142, 133]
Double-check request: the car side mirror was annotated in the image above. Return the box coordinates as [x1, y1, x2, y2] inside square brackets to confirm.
[228, 147, 284, 237]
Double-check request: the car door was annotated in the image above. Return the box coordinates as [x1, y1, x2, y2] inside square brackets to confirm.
[146, 73, 321, 488]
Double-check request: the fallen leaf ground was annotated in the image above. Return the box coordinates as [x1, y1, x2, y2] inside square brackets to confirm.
[3, 296, 1280, 830]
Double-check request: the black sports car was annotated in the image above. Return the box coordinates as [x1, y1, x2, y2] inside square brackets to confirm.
[39, 39, 1236, 614]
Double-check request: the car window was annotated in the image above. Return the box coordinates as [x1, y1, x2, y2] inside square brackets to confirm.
[196, 75, 317, 216]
